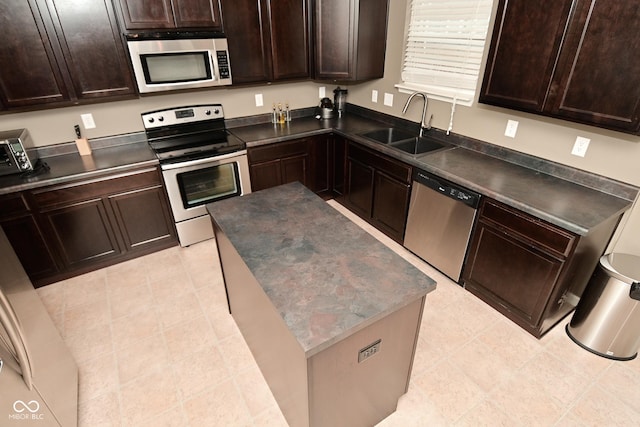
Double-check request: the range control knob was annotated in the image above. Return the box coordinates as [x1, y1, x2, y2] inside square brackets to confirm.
[205, 110, 211, 115]
[214, 108, 220, 115]
[148, 117, 154, 123]
[158, 116, 164, 122]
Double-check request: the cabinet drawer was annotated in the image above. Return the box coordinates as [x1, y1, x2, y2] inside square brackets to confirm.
[348, 143, 411, 184]
[31, 167, 162, 208]
[0, 193, 30, 219]
[248, 139, 310, 163]
[480, 199, 576, 257]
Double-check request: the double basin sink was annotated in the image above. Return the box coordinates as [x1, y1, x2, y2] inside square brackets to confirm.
[358, 128, 452, 156]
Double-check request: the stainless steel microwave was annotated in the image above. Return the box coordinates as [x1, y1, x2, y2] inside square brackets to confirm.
[0, 129, 38, 176]
[126, 34, 232, 93]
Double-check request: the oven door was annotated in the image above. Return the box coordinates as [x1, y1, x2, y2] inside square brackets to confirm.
[161, 151, 251, 223]
[162, 151, 251, 247]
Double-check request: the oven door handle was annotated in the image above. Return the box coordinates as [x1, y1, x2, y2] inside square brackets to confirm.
[160, 150, 247, 170]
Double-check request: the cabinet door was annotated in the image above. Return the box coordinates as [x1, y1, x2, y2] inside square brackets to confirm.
[268, 0, 310, 80]
[546, 1, 640, 133]
[248, 139, 311, 191]
[314, 0, 388, 81]
[250, 160, 283, 192]
[314, 0, 353, 80]
[0, 0, 71, 107]
[221, 0, 272, 83]
[109, 185, 176, 251]
[222, 0, 309, 83]
[479, 0, 573, 112]
[311, 135, 331, 195]
[1, 215, 60, 281]
[281, 155, 308, 186]
[42, 199, 122, 268]
[117, 0, 174, 29]
[346, 158, 374, 218]
[172, 0, 222, 29]
[332, 135, 346, 197]
[47, 0, 136, 100]
[372, 171, 410, 242]
[464, 219, 564, 329]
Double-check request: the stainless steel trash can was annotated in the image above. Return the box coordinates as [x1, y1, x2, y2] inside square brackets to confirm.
[566, 253, 640, 361]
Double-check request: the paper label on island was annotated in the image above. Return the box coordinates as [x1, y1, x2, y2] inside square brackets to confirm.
[75, 138, 92, 156]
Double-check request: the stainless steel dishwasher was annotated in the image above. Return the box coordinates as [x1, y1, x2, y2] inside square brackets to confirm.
[404, 169, 480, 283]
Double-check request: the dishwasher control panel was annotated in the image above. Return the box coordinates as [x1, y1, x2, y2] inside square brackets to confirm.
[413, 170, 480, 209]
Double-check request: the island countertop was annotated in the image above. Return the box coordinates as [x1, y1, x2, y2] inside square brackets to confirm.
[207, 182, 436, 356]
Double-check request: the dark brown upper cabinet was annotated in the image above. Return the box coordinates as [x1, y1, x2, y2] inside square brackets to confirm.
[116, 0, 222, 31]
[480, 0, 640, 134]
[220, 0, 310, 84]
[314, 0, 389, 82]
[0, 0, 136, 110]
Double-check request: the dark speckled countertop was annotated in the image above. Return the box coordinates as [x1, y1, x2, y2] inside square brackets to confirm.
[229, 114, 384, 146]
[2, 106, 636, 236]
[415, 147, 631, 235]
[229, 107, 638, 236]
[207, 182, 436, 356]
[0, 133, 157, 195]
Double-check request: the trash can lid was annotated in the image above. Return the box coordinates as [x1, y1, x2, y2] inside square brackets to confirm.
[601, 253, 640, 285]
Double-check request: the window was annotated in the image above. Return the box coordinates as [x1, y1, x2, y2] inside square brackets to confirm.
[397, 0, 493, 106]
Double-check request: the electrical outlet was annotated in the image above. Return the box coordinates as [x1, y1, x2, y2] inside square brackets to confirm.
[372, 90, 378, 103]
[81, 113, 96, 129]
[572, 136, 590, 157]
[504, 120, 519, 138]
[358, 339, 381, 363]
[383, 93, 393, 107]
[319, 86, 326, 98]
[255, 94, 263, 107]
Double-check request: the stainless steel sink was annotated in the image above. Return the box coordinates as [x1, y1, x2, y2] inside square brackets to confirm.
[359, 128, 452, 156]
[359, 128, 417, 144]
[389, 137, 450, 155]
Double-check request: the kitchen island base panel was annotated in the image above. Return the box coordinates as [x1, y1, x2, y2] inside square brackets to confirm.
[215, 221, 425, 427]
[215, 223, 309, 426]
[308, 298, 424, 427]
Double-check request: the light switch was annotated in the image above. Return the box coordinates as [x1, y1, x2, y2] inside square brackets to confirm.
[319, 86, 326, 98]
[383, 93, 393, 107]
[255, 93, 264, 107]
[372, 90, 378, 103]
[81, 113, 96, 129]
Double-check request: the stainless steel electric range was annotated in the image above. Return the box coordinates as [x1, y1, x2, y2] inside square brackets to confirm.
[142, 104, 251, 246]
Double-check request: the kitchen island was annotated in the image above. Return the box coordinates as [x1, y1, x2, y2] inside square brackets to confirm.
[207, 182, 436, 427]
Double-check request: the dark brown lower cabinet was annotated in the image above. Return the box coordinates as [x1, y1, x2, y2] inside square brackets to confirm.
[462, 198, 621, 338]
[109, 186, 176, 251]
[41, 198, 122, 267]
[247, 136, 410, 242]
[332, 135, 346, 197]
[248, 135, 333, 197]
[0, 166, 177, 287]
[343, 141, 411, 243]
[249, 139, 310, 192]
[0, 211, 59, 281]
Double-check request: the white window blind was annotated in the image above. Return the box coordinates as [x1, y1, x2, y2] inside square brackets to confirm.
[397, 0, 493, 106]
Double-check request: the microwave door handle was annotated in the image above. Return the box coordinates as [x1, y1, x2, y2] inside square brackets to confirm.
[0, 290, 34, 390]
[210, 52, 217, 81]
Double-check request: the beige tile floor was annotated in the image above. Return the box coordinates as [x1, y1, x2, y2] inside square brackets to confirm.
[36, 200, 640, 426]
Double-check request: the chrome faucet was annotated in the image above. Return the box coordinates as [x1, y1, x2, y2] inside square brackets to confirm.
[402, 92, 432, 137]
